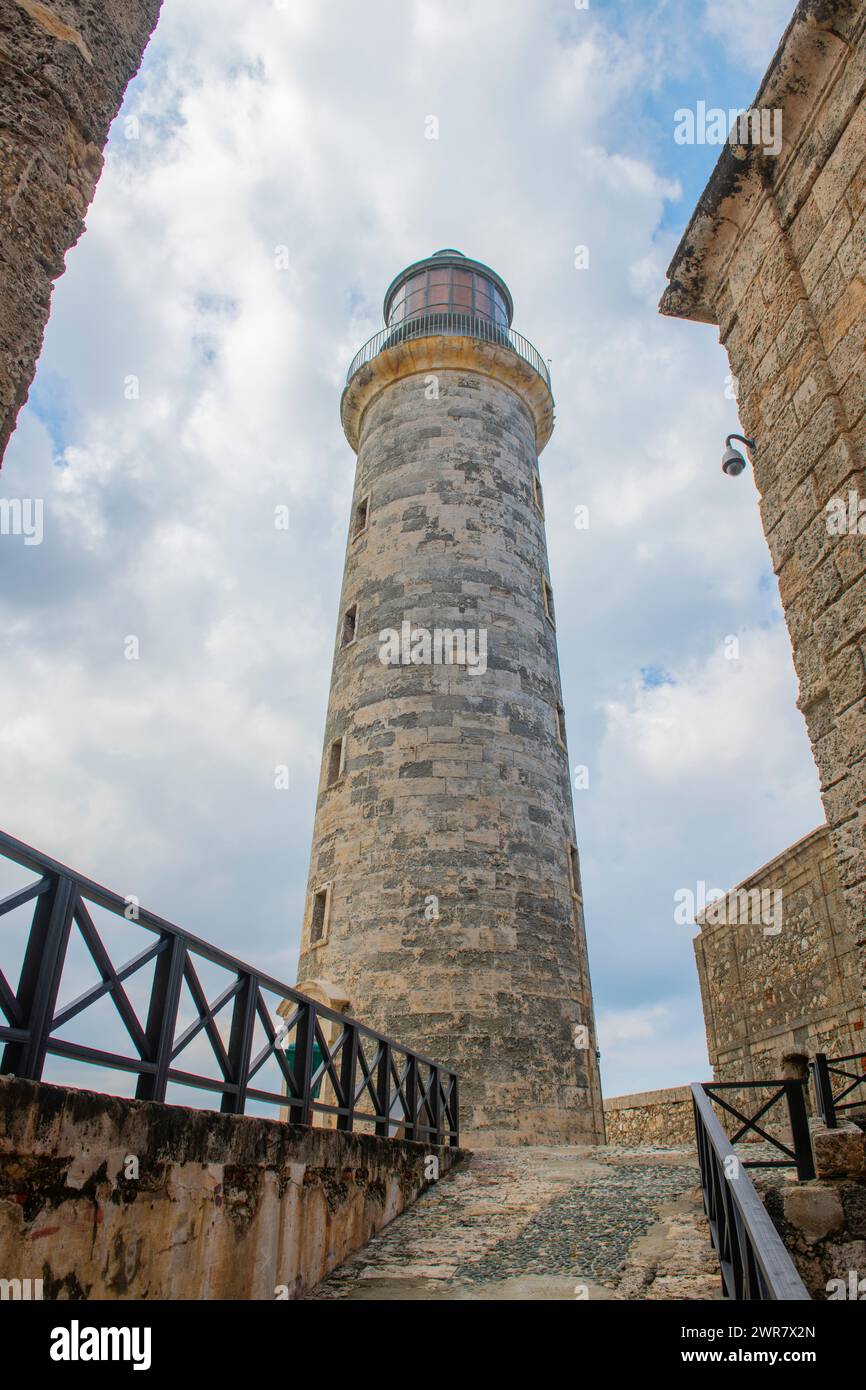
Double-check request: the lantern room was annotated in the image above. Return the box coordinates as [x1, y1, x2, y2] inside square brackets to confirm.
[382, 249, 513, 329]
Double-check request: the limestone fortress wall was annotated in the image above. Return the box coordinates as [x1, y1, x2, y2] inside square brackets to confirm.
[0, 0, 162, 463]
[694, 824, 863, 1082]
[661, 0, 866, 1028]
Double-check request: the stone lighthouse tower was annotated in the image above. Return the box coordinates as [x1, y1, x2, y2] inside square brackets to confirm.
[297, 250, 604, 1145]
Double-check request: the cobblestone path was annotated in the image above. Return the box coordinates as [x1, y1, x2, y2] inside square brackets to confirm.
[308, 1145, 721, 1301]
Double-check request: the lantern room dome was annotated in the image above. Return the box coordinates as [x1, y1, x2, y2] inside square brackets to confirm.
[382, 250, 514, 329]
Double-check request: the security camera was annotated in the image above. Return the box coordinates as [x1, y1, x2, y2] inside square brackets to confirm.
[722, 434, 755, 477]
[722, 448, 746, 477]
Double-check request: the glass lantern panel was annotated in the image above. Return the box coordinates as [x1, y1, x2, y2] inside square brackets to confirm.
[452, 268, 473, 309]
[389, 285, 405, 323]
[472, 276, 493, 317]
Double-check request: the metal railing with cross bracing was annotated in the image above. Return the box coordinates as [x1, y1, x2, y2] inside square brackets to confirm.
[0, 830, 459, 1146]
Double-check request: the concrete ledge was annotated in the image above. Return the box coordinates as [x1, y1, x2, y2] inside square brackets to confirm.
[0, 1076, 467, 1300]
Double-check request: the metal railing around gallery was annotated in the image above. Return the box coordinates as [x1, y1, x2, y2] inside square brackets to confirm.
[346, 311, 552, 393]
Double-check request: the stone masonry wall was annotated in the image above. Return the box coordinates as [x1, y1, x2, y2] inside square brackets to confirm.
[0, 0, 162, 462]
[0, 1075, 465, 1300]
[661, 0, 866, 1017]
[296, 363, 604, 1147]
[694, 824, 864, 1082]
[603, 1087, 696, 1146]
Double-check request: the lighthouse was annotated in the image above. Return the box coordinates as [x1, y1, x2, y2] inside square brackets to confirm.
[296, 250, 604, 1145]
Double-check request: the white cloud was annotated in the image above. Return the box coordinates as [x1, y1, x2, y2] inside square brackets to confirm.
[704, 0, 796, 73]
[601, 625, 817, 785]
[598, 998, 710, 1095]
[599, 1002, 671, 1047]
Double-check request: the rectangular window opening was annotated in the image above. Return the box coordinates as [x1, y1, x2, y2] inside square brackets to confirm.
[555, 704, 567, 748]
[341, 603, 358, 647]
[569, 845, 582, 901]
[542, 576, 555, 627]
[310, 886, 330, 946]
[352, 494, 370, 540]
[532, 470, 544, 516]
[326, 736, 344, 787]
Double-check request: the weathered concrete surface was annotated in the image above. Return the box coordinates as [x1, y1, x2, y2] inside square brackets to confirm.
[0, 0, 162, 463]
[0, 1076, 466, 1299]
[694, 825, 864, 1081]
[298, 339, 604, 1147]
[615, 1191, 723, 1301]
[309, 1143, 719, 1301]
[604, 1086, 696, 1146]
[660, 0, 866, 1014]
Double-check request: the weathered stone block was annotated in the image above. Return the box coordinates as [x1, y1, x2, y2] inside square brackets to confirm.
[783, 1184, 846, 1243]
[812, 1123, 866, 1181]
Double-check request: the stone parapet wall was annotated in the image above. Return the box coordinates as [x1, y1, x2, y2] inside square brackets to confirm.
[603, 1087, 696, 1146]
[0, 1076, 465, 1300]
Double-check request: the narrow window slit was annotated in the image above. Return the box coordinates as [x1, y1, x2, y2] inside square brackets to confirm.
[310, 886, 330, 945]
[352, 494, 370, 540]
[542, 576, 555, 626]
[569, 844, 582, 900]
[326, 736, 344, 787]
[342, 603, 358, 646]
[555, 704, 567, 747]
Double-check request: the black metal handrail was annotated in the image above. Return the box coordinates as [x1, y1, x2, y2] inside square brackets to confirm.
[702, 1079, 815, 1180]
[811, 1050, 866, 1129]
[346, 311, 552, 394]
[0, 830, 459, 1146]
[692, 1084, 810, 1300]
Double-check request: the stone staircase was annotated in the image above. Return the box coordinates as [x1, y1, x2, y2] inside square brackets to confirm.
[308, 1143, 721, 1301]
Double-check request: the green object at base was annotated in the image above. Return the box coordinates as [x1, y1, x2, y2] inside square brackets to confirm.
[284, 1042, 325, 1100]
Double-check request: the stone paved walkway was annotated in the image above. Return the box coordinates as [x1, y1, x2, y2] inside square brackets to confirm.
[308, 1144, 722, 1301]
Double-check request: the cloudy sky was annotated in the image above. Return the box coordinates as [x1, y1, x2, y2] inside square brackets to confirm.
[1, 0, 821, 1101]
